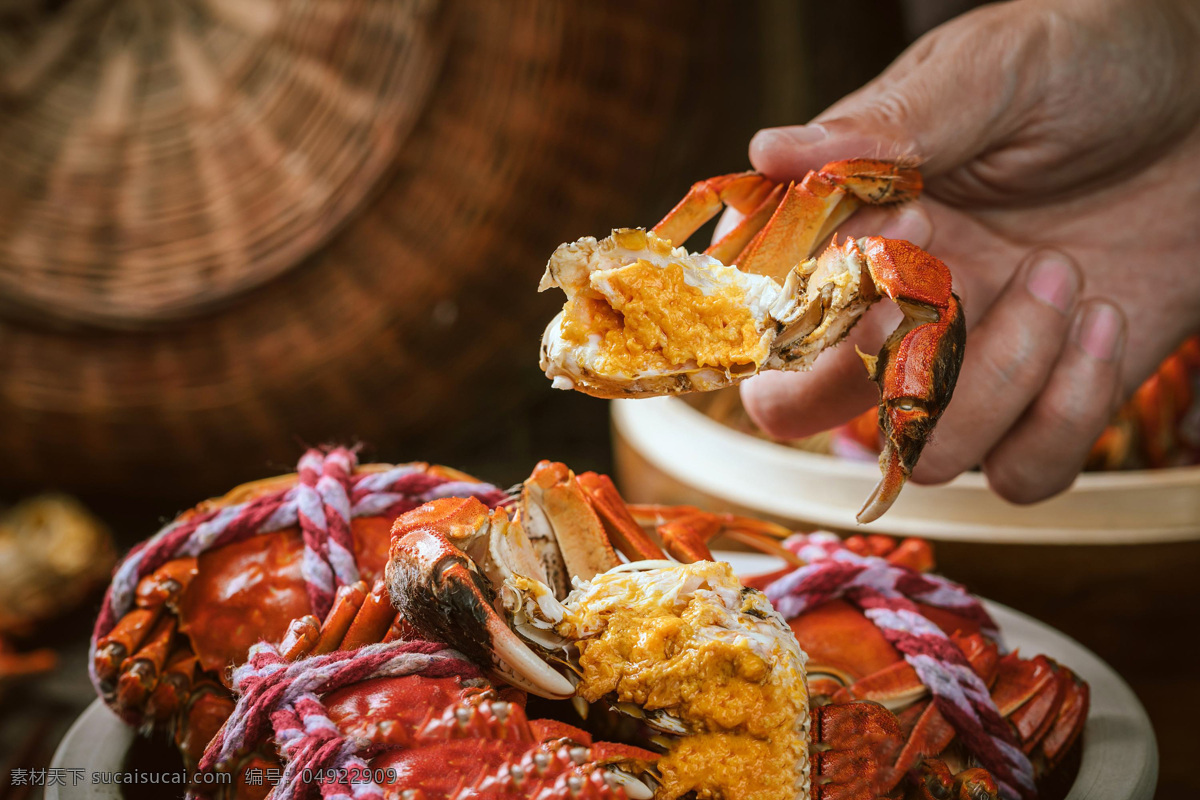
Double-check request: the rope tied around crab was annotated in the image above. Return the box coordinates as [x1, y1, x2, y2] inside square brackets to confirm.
[194, 639, 482, 800]
[764, 532, 1037, 800]
[89, 446, 509, 701]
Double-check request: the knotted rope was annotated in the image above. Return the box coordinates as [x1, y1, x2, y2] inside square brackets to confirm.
[197, 640, 481, 800]
[89, 447, 508, 698]
[764, 532, 1036, 800]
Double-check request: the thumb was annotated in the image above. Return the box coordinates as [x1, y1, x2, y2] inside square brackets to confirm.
[750, 3, 1042, 181]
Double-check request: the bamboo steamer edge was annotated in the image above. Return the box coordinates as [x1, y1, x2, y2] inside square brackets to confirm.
[611, 397, 1200, 545]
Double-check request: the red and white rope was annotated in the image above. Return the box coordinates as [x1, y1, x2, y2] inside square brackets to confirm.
[89, 447, 508, 702]
[196, 640, 482, 800]
[764, 532, 1036, 800]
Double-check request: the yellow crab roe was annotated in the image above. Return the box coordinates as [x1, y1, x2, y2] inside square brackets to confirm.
[563, 564, 807, 800]
[560, 259, 767, 375]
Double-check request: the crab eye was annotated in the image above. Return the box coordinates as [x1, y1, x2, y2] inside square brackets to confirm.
[892, 397, 928, 413]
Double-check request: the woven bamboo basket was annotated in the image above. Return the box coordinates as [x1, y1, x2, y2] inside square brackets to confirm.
[0, 0, 748, 497]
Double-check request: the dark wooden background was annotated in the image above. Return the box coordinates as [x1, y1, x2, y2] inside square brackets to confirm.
[2, 2, 1194, 799]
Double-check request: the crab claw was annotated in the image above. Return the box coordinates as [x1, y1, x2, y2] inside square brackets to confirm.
[387, 500, 575, 699]
[855, 238, 967, 524]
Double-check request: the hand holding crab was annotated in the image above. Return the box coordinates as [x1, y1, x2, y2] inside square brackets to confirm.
[539, 159, 966, 523]
[740, 0, 1200, 503]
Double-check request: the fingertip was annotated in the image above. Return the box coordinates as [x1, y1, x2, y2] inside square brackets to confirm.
[1072, 298, 1127, 364]
[1023, 248, 1083, 316]
[748, 129, 792, 176]
[741, 371, 845, 440]
[979, 300, 1127, 506]
[749, 125, 834, 178]
[748, 119, 928, 187]
[739, 372, 800, 438]
[908, 449, 966, 486]
[983, 457, 1076, 506]
[874, 201, 933, 250]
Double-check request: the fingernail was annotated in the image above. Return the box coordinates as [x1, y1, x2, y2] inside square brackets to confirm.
[1025, 254, 1079, 313]
[786, 124, 828, 145]
[755, 124, 827, 150]
[1074, 301, 1126, 362]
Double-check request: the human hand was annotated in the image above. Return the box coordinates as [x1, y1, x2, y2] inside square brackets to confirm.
[738, 0, 1200, 503]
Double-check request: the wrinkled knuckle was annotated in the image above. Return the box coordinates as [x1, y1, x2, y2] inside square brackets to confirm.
[978, 328, 1052, 394]
[1035, 385, 1110, 441]
[865, 90, 920, 134]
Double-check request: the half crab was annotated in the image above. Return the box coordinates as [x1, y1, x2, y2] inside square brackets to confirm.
[387, 467, 849, 800]
[539, 160, 966, 523]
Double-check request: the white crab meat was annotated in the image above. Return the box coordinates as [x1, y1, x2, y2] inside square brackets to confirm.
[539, 228, 872, 399]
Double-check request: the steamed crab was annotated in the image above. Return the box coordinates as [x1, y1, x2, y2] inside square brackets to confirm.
[389, 502, 810, 800]
[539, 160, 966, 523]
[382, 465, 1083, 800]
[92, 454, 1086, 800]
[88, 453, 512, 767]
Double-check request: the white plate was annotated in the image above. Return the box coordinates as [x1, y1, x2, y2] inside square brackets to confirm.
[613, 396, 1200, 543]
[49, 554, 1157, 800]
[720, 552, 1158, 800]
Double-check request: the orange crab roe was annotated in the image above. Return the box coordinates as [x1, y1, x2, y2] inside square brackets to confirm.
[559, 259, 767, 376]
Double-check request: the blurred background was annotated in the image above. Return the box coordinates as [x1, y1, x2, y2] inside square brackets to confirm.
[0, 0, 1195, 798]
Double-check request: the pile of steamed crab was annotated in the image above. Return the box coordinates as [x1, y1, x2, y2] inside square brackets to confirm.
[90, 160, 1090, 800]
[91, 453, 1087, 800]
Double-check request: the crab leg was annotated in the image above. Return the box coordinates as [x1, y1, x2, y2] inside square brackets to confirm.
[176, 678, 235, 768]
[812, 702, 906, 800]
[146, 646, 199, 723]
[912, 761, 1000, 800]
[736, 159, 922, 282]
[830, 659, 929, 711]
[575, 472, 667, 561]
[312, 580, 370, 655]
[1039, 671, 1088, 768]
[651, 172, 777, 247]
[340, 579, 399, 651]
[843, 534, 935, 572]
[657, 511, 723, 563]
[626, 505, 802, 566]
[93, 606, 162, 692]
[279, 615, 321, 661]
[855, 237, 966, 523]
[894, 704, 957, 776]
[522, 462, 621, 593]
[134, 558, 198, 609]
[115, 615, 176, 710]
[705, 182, 786, 263]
